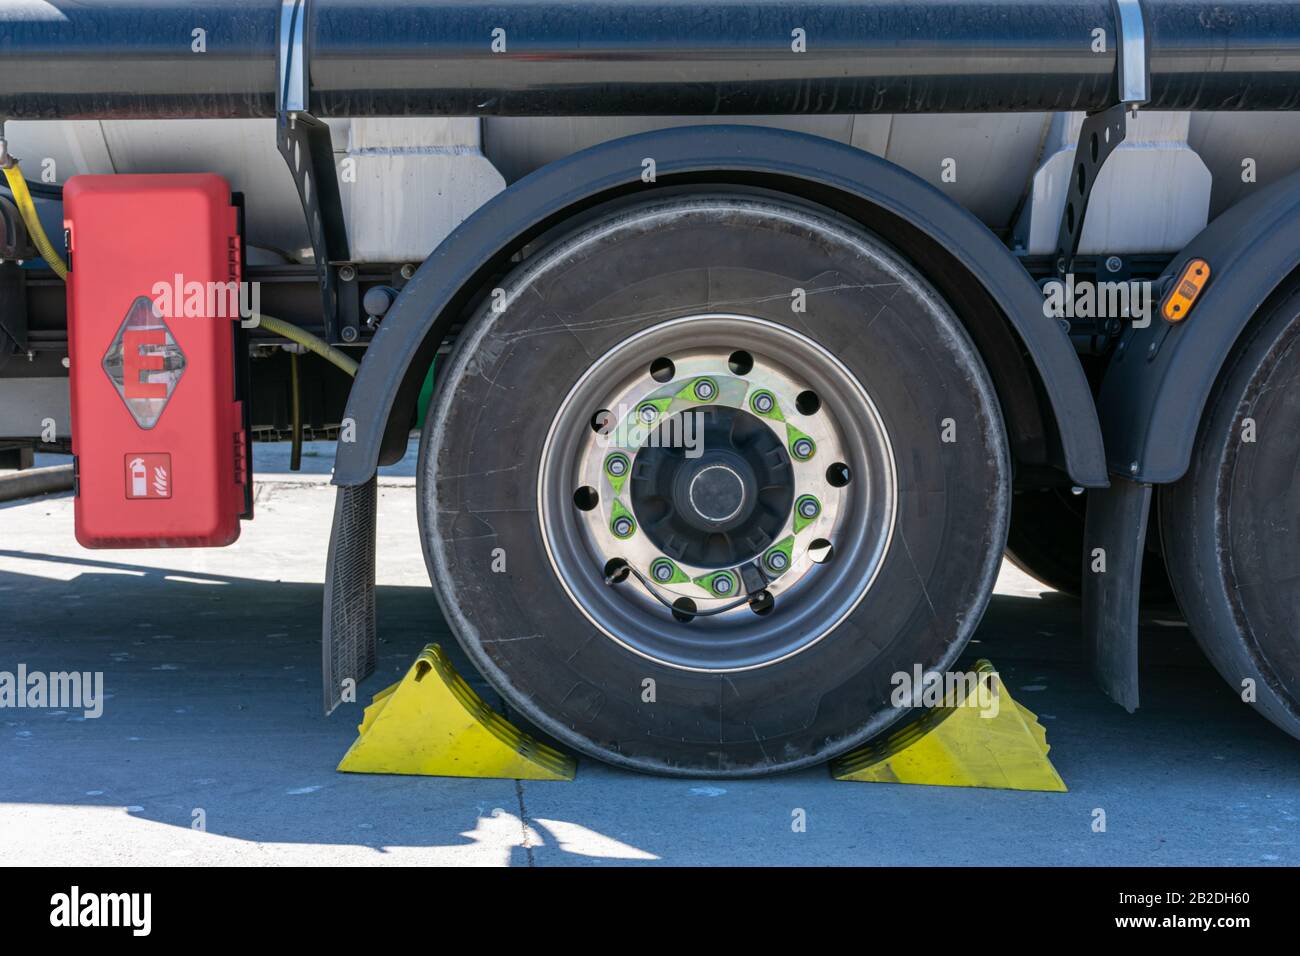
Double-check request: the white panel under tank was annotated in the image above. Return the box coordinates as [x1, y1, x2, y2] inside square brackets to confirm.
[14, 110, 1300, 264]
[338, 118, 505, 263]
[1014, 112, 1212, 256]
[2, 117, 504, 264]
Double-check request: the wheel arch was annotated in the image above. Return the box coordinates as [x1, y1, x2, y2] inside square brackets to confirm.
[332, 124, 1108, 488]
[1097, 166, 1300, 484]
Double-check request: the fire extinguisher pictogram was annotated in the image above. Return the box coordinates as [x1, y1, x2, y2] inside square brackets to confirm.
[124, 453, 172, 499]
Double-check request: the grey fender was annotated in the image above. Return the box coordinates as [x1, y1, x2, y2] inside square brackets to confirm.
[1086, 169, 1300, 715]
[1098, 167, 1300, 484]
[332, 124, 1108, 488]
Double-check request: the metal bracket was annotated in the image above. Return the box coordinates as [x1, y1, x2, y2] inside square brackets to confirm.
[0, 259, 27, 355]
[277, 0, 351, 342]
[1054, 0, 1149, 276]
[1, 193, 36, 264]
[1113, 0, 1150, 108]
[0, 190, 32, 355]
[1053, 106, 1128, 275]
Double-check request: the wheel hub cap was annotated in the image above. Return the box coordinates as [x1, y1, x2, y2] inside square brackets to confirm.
[631, 405, 793, 565]
[688, 463, 746, 523]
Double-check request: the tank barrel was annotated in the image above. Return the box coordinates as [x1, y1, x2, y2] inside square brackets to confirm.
[2, 1, 1299, 119]
[0, 1, 280, 119]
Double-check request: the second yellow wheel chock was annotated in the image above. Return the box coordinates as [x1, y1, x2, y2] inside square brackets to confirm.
[831, 659, 1067, 792]
[337, 644, 575, 781]
[337, 646, 1061, 791]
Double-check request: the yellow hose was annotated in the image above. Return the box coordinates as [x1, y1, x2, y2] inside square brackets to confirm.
[252, 313, 359, 377]
[2, 163, 68, 279]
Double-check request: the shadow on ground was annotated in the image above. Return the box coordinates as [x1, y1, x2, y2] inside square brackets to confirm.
[2, 547, 1298, 865]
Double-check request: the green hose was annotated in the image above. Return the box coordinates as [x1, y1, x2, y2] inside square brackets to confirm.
[252, 313, 358, 377]
[289, 350, 303, 471]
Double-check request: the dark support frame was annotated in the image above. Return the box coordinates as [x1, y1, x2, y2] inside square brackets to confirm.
[277, 0, 351, 344]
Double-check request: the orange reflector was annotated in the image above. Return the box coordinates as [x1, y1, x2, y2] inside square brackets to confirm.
[1162, 258, 1210, 322]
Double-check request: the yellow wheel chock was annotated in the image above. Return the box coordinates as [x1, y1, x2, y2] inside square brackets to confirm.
[337, 644, 576, 781]
[831, 660, 1067, 792]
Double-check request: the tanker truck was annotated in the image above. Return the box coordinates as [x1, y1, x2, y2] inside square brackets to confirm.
[1, 0, 1299, 776]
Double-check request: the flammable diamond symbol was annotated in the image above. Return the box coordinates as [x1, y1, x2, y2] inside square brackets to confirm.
[101, 295, 187, 430]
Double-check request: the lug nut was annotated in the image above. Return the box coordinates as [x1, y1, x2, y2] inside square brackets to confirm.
[652, 560, 674, 582]
[694, 378, 716, 401]
[712, 574, 734, 596]
[612, 516, 636, 538]
[797, 496, 820, 519]
[751, 391, 775, 414]
[606, 453, 629, 477]
[792, 437, 815, 460]
[765, 550, 789, 572]
[638, 403, 658, 424]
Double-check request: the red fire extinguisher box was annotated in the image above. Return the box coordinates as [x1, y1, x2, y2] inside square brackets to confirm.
[64, 174, 249, 548]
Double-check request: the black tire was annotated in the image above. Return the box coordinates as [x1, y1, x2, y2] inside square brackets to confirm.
[1160, 280, 1300, 740]
[1005, 487, 1175, 602]
[418, 193, 1010, 775]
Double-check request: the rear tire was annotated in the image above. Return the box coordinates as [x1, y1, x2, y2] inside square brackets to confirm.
[1161, 280, 1300, 740]
[1006, 487, 1174, 601]
[418, 193, 1010, 775]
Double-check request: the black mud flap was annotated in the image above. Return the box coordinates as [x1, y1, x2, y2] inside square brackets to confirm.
[1081, 475, 1152, 712]
[322, 476, 378, 714]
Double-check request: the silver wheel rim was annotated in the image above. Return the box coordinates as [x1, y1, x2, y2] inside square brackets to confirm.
[538, 313, 897, 672]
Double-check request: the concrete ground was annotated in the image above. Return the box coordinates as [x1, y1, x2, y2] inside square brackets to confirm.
[1, 442, 1297, 866]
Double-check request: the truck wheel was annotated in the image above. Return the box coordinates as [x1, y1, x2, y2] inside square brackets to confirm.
[1005, 488, 1088, 594]
[1006, 487, 1174, 601]
[418, 194, 1010, 775]
[1160, 280, 1300, 740]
